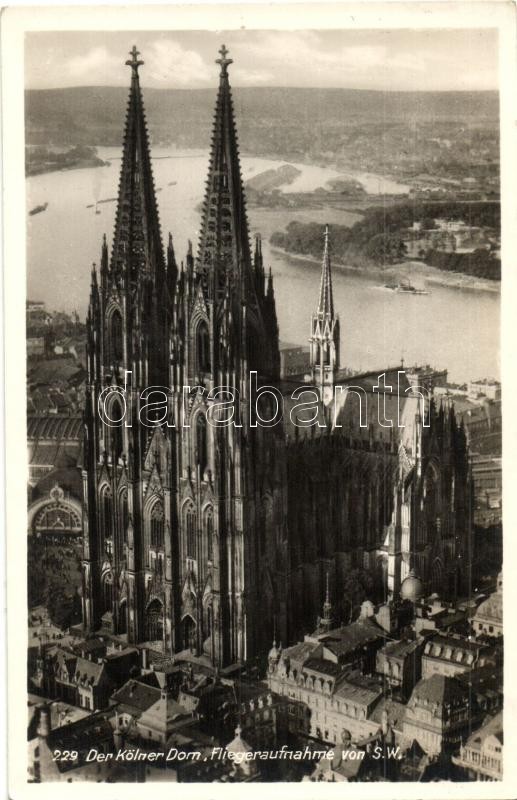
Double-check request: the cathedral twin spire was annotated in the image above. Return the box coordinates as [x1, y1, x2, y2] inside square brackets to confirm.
[109, 46, 165, 285]
[96, 45, 336, 390]
[197, 45, 252, 293]
[105, 44, 254, 297]
[92, 43, 280, 387]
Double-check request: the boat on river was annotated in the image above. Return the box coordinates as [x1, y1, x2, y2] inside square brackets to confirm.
[29, 202, 48, 216]
[382, 277, 429, 295]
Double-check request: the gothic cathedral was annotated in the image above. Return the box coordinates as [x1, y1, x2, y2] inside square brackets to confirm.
[82, 47, 472, 667]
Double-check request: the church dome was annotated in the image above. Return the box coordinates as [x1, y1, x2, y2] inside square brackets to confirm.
[400, 569, 424, 603]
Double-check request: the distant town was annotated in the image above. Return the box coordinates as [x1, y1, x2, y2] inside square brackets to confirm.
[26, 84, 499, 205]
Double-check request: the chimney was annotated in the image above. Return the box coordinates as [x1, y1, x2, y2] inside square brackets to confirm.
[37, 705, 51, 738]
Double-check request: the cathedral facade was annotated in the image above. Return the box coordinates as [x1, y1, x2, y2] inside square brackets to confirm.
[82, 46, 472, 667]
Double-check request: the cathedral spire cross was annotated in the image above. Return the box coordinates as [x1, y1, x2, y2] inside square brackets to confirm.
[126, 45, 144, 77]
[216, 44, 233, 75]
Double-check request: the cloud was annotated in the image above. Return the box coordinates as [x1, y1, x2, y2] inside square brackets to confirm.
[63, 40, 213, 88]
[67, 46, 121, 81]
[229, 31, 438, 88]
[26, 29, 498, 92]
[229, 32, 391, 86]
[145, 40, 212, 87]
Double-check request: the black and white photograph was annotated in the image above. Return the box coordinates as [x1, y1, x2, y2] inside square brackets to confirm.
[3, 4, 515, 793]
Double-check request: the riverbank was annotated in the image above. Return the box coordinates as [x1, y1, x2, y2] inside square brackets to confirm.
[25, 145, 110, 177]
[270, 246, 500, 294]
[410, 260, 500, 294]
[27, 158, 109, 177]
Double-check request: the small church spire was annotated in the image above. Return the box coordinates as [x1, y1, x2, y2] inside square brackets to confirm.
[319, 571, 333, 632]
[267, 266, 274, 296]
[101, 233, 109, 280]
[310, 225, 340, 404]
[318, 224, 334, 317]
[254, 234, 264, 283]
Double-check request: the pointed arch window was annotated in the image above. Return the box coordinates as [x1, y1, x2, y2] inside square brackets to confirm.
[145, 598, 163, 643]
[120, 489, 129, 546]
[196, 319, 211, 373]
[100, 486, 113, 546]
[150, 500, 164, 549]
[196, 414, 208, 474]
[185, 503, 196, 559]
[102, 573, 113, 614]
[108, 396, 124, 464]
[109, 308, 123, 365]
[205, 507, 214, 562]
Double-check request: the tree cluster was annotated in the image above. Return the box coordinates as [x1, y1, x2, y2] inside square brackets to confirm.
[271, 201, 500, 278]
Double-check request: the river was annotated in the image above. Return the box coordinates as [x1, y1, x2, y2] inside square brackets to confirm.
[26, 147, 499, 384]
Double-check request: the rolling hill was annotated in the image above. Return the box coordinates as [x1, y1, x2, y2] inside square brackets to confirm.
[25, 85, 499, 156]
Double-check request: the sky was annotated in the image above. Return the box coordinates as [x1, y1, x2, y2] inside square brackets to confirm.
[25, 28, 498, 92]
